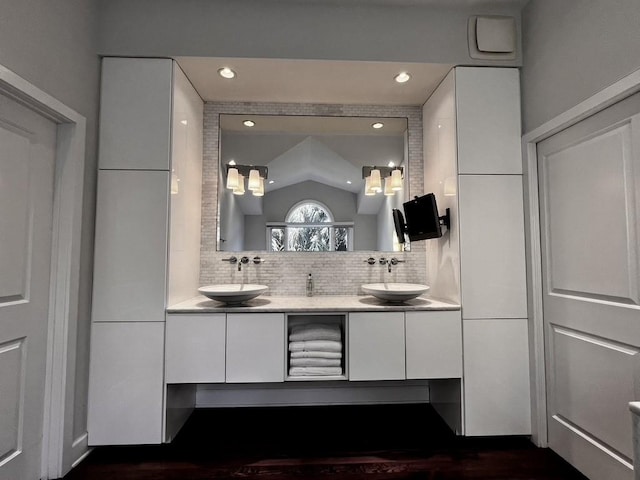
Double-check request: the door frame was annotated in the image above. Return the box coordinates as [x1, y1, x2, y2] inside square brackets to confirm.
[0, 64, 86, 478]
[522, 67, 640, 448]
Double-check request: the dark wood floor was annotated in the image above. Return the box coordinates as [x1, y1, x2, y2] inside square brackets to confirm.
[63, 403, 588, 480]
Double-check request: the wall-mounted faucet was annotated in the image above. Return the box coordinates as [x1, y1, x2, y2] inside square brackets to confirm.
[222, 255, 263, 271]
[388, 257, 405, 273]
[238, 256, 250, 271]
[379, 257, 405, 273]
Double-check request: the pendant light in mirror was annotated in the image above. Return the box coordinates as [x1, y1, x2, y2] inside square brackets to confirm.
[362, 166, 403, 196]
[232, 174, 245, 195]
[225, 164, 268, 196]
[226, 167, 239, 190]
[248, 168, 261, 191]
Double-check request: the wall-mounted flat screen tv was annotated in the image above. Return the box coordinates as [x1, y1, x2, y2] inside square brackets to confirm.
[393, 193, 449, 243]
[403, 193, 442, 241]
[392, 208, 407, 244]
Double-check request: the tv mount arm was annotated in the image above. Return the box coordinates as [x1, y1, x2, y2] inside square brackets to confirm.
[439, 208, 451, 232]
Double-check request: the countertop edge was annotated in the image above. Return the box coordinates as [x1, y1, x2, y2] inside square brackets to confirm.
[166, 295, 461, 313]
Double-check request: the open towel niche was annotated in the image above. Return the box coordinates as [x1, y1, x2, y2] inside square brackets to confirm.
[285, 314, 347, 381]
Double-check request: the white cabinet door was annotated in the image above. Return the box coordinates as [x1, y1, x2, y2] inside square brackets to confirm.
[99, 57, 173, 170]
[455, 66, 521, 174]
[165, 314, 226, 383]
[91, 170, 169, 322]
[405, 311, 462, 379]
[348, 312, 405, 381]
[463, 319, 531, 436]
[88, 322, 164, 445]
[226, 313, 285, 383]
[458, 175, 527, 319]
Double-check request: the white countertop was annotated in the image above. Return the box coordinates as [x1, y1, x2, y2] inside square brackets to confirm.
[167, 294, 460, 313]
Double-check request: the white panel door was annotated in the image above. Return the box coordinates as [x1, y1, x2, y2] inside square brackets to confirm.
[405, 311, 462, 379]
[98, 57, 173, 170]
[91, 170, 169, 322]
[458, 175, 527, 319]
[87, 322, 165, 445]
[538, 92, 640, 480]
[0, 94, 56, 479]
[165, 314, 226, 383]
[463, 319, 531, 436]
[348, 312, 405, 381]
[455, 66, 522, 174]
[226, 313, 285, 383]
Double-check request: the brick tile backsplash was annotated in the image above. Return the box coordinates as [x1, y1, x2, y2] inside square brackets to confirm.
[200, 102, 427, 296]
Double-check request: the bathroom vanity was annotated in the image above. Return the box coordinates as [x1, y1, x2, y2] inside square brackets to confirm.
[159, 296, 463, 442]
[88, 57, 530, 448]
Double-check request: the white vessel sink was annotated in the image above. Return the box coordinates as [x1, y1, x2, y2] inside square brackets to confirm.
[361, 283, 430, 303]
[198, 284, 269, 305]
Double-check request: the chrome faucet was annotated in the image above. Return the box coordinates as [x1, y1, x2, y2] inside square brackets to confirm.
[382, 257, 405, 273]
[222, 255, 259, 271]
[238, 256, 250, 271]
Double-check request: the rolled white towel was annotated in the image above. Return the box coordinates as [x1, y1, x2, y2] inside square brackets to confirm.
[289, 366, 343, 376]
[290, 357, 342, 367]
[290, 350, 342, 359]
[289, 324, 341, 342]
[288, 340, 342, 352]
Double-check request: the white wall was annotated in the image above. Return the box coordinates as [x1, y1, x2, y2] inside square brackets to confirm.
[0, 0, 100, 469]
[521, 0, 640, 132]
[97, 0, 523, 66]
[422, 70, 460, 304]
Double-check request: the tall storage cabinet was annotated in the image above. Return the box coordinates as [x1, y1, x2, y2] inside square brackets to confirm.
[88, 58, 203, 445]
[423, 66, 530, 436]
[455, 67, 530, 436]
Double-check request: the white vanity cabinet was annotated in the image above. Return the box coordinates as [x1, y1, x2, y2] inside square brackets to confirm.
[165, 314, 226, 383]
[226, 313, 286, 383]
[348, 310, 462, 381]
[405, 310, 462, 379]
[164, 312, 286, 383]
[348, 312, 406, 381]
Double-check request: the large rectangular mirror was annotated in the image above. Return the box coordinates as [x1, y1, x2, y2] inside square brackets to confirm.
[217, 114, 409, 252]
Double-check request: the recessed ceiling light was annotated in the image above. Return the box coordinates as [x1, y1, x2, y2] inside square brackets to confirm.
[372, 122, 384, 129]
[218, 67, 236, 79]
[268, 180, 275, 184]
[394, 72, 411, 83]
[180, 119, 188, 125]
[228, 160, 236, 165]
[388, 161, 395, 167]
[346, 180, 352, 185]
[243, 120, 255, 127]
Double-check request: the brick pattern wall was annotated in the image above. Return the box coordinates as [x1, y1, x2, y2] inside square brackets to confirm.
[200, 102, 427, 296]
